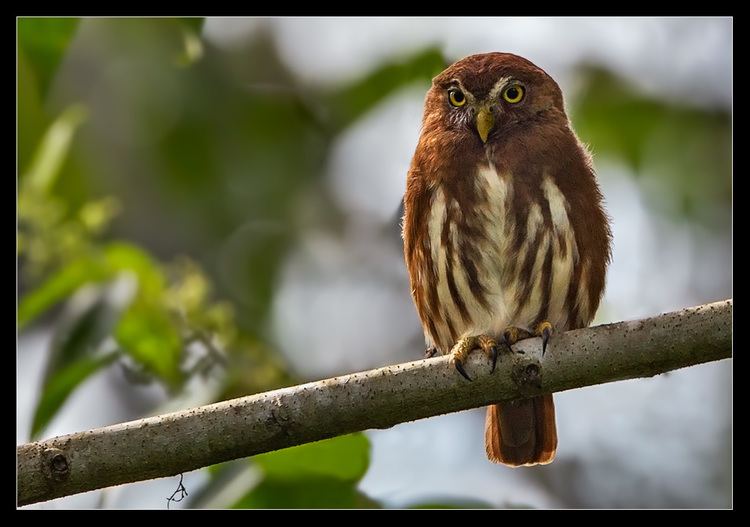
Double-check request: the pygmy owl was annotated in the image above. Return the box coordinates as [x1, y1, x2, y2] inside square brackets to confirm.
[402, 53, 611, 466]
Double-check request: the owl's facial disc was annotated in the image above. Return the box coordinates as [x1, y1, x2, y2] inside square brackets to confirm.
[443, 75, 534, 143]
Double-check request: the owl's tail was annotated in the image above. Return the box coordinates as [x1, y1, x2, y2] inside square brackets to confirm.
[485, 395, 557, 466]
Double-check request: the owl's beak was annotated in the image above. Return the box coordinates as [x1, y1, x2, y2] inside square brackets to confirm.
[476, 108, 495, 143]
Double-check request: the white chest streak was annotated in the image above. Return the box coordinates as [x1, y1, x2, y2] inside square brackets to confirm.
[449, 165, 513, 336]
[426, 189, 457, 344]
[542, 176, 578, 328]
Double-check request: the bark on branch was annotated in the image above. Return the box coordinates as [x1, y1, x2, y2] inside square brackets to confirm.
[17, 299, 732, 506]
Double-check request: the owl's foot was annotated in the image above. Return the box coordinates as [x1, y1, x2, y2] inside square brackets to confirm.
[450, 335, 499, 381]
[501, 326, 534, 354]
[424, 346, 438, 358]
[503, 323, 554, 356]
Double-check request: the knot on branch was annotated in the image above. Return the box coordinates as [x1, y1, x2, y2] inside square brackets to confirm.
[511, 359, 543, 395]
[42, 448, 70, 482]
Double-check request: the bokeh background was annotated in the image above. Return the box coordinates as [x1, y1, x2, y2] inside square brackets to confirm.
[17, 17, 732, 509]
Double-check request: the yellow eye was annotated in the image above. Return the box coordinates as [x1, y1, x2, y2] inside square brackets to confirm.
[448, 89, 466, 107]
[502, 85, 525, 104]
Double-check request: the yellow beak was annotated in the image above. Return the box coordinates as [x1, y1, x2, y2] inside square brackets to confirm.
[476, 108, 494, 143]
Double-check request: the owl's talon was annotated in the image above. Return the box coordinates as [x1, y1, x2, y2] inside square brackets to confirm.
[449, 334, 499, 379]
[541, 328, 551, 356]
[454, 359, 472, 381]
[425, 346, 438, 358]
[534, 321, 554, 356]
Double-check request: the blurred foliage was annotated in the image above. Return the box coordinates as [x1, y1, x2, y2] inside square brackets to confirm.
[16, 103, 248, 434]
[17, 15, 76, 194]
[17, 19, 294, 438]
[235, 434, 377, 508]
[18, 18, 79, 97]
[326, 48, 446, 132]
[253, 432, 369, 481]
[188, 433, 378, 508]
[17, 17, 730, 508]
[572, 66, 731, 228]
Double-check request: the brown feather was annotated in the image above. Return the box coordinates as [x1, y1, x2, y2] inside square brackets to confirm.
[485, 396, 557, 466]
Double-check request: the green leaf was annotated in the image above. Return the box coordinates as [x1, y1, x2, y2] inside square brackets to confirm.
[22, 104, 88, 193]
[115, 302, 182, 385]
[23, 241, 183, 434]
[252, 433, 370, 482]
[231, 434, 374, 508]
[103, 243, 166, 301]
[18, 48, 48, 173]
[31, 353, 117, 439]
[104, 243, 183, 383]
[17, 242, 156, 329]
[178, 18, 204, 33]
[20, 241, 183, 385]
[572, 67, 672, 170]
[18, 18, 80, 97]
[570, 66, 731, 227]
[172, 18, 204, 67]
[328, 47, 447, 132]
[233, 477, 379, 509]
[32, 352, 118, 438]
[31, 281, 127, 438]
[18, 257, 107, 329]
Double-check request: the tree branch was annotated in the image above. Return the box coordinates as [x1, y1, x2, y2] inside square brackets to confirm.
[17, 299, 732, 506]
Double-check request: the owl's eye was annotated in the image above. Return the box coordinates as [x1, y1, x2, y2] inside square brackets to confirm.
[502, 85, 525, 104]
[448, 89, 466, 107]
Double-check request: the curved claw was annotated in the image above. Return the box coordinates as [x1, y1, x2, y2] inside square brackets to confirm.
[542, 327, 551, 356]
[490, 346, 498, 373]
[454, 359, 472, 381]
[424, 346, 438, 358]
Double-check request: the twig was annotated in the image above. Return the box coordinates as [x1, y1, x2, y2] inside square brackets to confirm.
[166, 473, 187, 510]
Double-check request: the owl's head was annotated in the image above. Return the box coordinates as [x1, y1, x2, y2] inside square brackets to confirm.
[423, 53, 565, 144]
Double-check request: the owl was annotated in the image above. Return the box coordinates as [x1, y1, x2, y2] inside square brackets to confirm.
[402, 53, 611, 466]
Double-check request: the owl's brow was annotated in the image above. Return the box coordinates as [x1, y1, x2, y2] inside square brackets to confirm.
[488, 76, 514, 102]
[448, 79, 476, 104]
